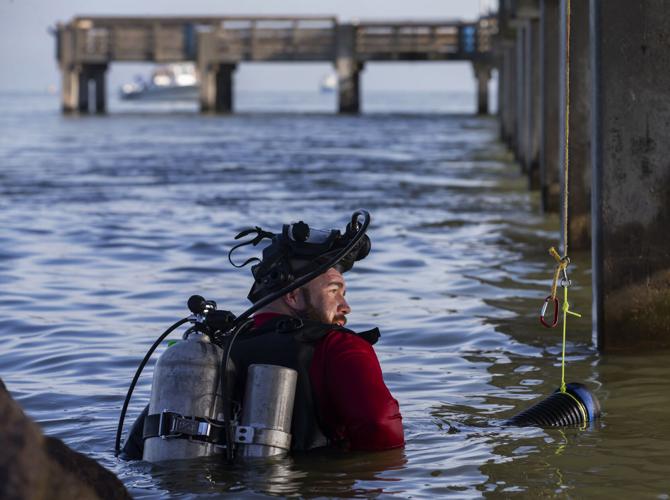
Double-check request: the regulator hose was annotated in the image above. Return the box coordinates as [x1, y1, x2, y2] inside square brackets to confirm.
[114, 317, 190, 457]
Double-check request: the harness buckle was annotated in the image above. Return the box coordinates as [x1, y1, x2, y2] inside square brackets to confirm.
[197, 421, 211, 437]
[157, 410, 212, 439]
[158, 409, 180, 439]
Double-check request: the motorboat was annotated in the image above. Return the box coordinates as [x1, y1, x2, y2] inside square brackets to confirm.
[319, 73, 337, 93]
[119, 63, 198, 101]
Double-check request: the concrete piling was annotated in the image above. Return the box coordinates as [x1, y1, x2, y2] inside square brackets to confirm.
[515, 26, 526, 164]
[539, 0, 561, 213]
[473, 63, 491, 115]
[590, 0, 670, 350]
[522, 17, 541, 189]
[500, 43, 518, 150]
[197, 31, 236, 114]
[336, 24, 362, 114]
[560, 0, 591, 251]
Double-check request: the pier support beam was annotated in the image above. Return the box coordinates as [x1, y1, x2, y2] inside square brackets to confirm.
[514, 25, 527, 164]
[336, 24, 362, 114]
[591, 0, 670, 350]
[500, 42, 518, 148]
[473, 62, 491, 115]
[199, 63, 236, 113]
[93, 66, 107, 113]
[62, 63, 107, 114]
[198, 31, 236, 114]
[560, 0, 591, 251]
[540, 0, 561, 212]
[524, 18, 541, 189]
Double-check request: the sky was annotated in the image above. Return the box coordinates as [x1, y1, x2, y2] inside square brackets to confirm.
[0, 0, 498, 93]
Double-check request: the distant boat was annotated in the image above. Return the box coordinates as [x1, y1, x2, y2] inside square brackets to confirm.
[119, 63, 198, 101]
[319, 73, 337, 93]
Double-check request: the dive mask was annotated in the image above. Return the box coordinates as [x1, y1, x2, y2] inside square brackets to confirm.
[228, 211, 371, 303]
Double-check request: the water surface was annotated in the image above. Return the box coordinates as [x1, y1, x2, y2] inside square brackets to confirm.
[1, 91, 668, 498]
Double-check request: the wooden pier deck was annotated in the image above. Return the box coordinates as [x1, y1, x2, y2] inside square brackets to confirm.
[55, 15, 497, 113]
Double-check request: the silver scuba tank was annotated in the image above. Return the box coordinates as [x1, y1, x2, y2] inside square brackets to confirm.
[235, 364, 298, 458]
[143, 332, 224, 462]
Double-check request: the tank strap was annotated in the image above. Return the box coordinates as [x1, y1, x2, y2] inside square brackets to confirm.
[143, 410, 226, 445]
[143, 410, 293, 451]
[259, 315, 381, 345]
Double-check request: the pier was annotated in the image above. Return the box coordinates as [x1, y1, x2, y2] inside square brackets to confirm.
[55, 15, 496, 114]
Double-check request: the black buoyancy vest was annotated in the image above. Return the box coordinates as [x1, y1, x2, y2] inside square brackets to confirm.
[228, 315, 380, 451]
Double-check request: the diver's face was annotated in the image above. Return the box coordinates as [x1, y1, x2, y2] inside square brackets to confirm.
[300, 268, 350, 326]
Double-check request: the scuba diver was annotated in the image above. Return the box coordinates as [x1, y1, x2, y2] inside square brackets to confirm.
[118, 210, 403, 460]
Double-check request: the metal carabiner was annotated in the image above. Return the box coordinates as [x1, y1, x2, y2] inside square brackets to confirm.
[540, 295, 560, 328]
[560, 266, 571, 288]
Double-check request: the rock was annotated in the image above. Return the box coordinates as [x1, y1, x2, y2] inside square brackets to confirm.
[0, 379, 131, 500]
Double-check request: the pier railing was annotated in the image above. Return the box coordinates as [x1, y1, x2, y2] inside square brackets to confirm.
[55, 15, 497, 114]
[60, 15, 496, 65]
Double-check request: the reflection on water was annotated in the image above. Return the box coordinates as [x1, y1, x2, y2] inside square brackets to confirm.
[129, 449, 407, 499]
[1, 91, 669, 498]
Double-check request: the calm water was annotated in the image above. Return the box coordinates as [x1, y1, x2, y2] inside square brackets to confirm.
[1, 90, 668, 499]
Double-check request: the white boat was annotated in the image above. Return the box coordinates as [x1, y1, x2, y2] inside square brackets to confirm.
[119, 63, 199, 101]
[319, 73, 337, 93]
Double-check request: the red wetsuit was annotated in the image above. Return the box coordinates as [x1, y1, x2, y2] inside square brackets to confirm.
[254, 313, 404, 451]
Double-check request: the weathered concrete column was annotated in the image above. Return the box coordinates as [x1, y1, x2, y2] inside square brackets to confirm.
[199, 63, 235, 113]
[71, 64, 107, 114]
[198, 31, 236, 113]
[77, 67, 89, 113]
[336, 24, 361, 114]
[515, 25, 527, 164]
[558, 0, 591, 250]
[525, 18, 541, 189]
[540, 0, 561, 212]
[502, 43, 518, 149]
[59, 26, 79, 114]
[473, 62, 491, 115]
[215, 63, 235, 113]
[497, 51, 505, 137]
[590, 0, 670, 350]
[92, 65, 107, 113]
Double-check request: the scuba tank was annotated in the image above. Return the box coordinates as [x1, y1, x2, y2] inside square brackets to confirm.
[143, 331, 225, 462]
[236, 364, 297, 458]
[140, 297, 299, 462]
[141, 331, 299, 462]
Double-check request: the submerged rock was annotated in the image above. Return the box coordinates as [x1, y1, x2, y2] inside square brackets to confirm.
[0, 379, 131, 500]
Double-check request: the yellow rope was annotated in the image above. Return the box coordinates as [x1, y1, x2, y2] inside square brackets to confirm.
[551, 1, 584, 405]
[560, 285, 581, 393]
[548, 247, 567, 300]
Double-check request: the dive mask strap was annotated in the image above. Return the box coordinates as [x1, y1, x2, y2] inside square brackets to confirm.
[228, 226, 275, 268]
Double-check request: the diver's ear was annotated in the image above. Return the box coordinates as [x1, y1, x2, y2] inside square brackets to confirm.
[283, 288, 305, 310]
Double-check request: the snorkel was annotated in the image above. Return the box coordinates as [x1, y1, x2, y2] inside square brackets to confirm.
[115, 210, 371, 458]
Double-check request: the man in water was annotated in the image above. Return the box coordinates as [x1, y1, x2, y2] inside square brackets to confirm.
[229, 217, 404, 451]
[121, 212, 403, 457]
